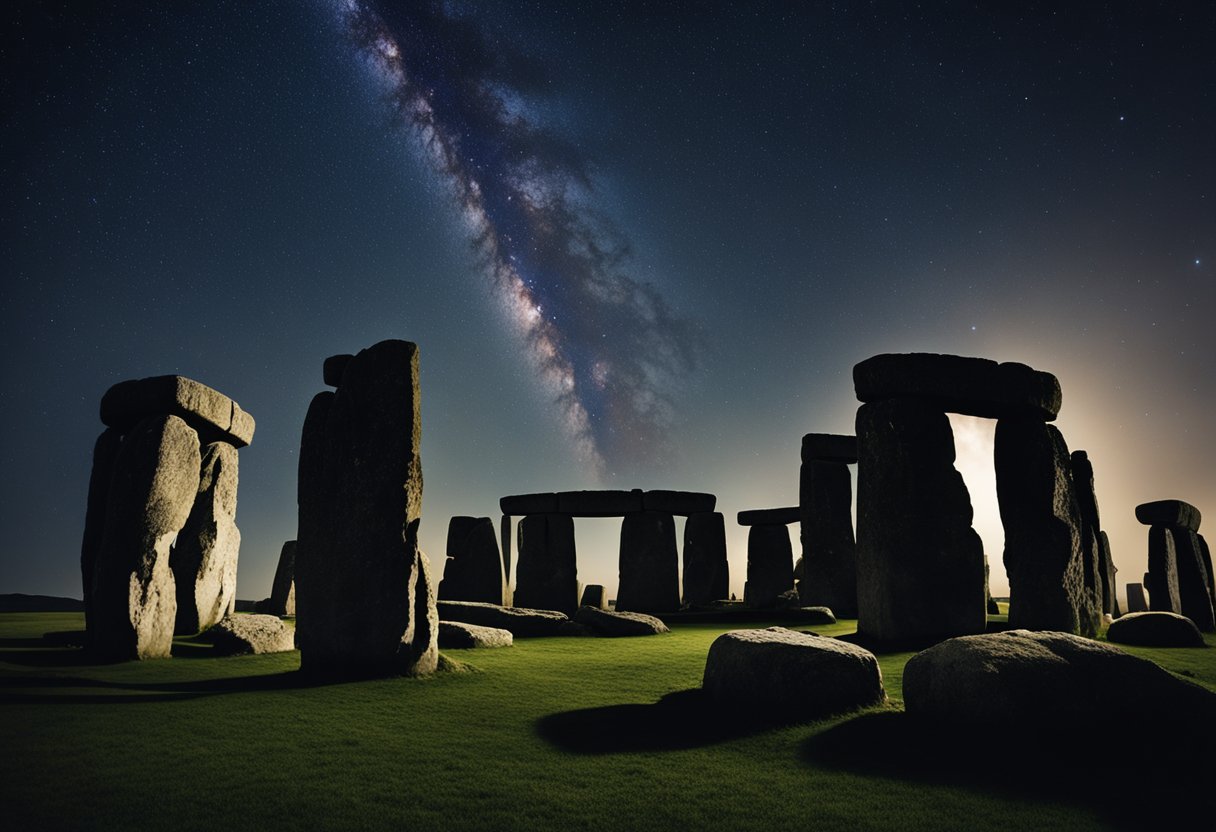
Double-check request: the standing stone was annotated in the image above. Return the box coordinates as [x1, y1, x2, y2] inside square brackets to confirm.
[1070, 451, 1106, 615]
[856, 399, 986, 641]
[500, 514, 513, 585]
[1125, 583, 1147, 613]
[100, 374, 255, 448]
[295, 340, 437, 678]
[438, 516, 506, 605]
[80, 428, 122, 636]
[799, 458, 857, 618]
[743, 524, 794, 608]
[1200, 535, 1216, 613]
[1099, 531, 1120, 617]
[995, 417, 1096, 636]
[617, 511, 680, 614]
[580, 584, 607, 609]
[1146, 526, 1182, 614]
[91, 415, 201, 661]
[683, 511, 728, 606]
[294, 389, 333, 651]
[172, 442, 241, 635]
[266, 540, 296, 616]
[514, 513, 578, 614]
[1172, 530, 1215, 632]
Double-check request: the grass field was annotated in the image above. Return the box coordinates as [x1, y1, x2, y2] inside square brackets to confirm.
[2, 612, 1213, 831]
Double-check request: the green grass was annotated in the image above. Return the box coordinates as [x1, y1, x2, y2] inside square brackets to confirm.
[2, 612, 1213, 831]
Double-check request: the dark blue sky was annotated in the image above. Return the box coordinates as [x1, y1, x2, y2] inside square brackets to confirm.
[3, 1, 1213, 602]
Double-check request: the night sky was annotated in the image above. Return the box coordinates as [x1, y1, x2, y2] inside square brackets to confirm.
[3, 1, 1213, 605]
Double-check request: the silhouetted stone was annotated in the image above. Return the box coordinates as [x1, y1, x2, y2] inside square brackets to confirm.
[557, 489, 643, 517]
[1146, 526, 1182, 614]
[580, 584, 607, 609]
[439, 516, 507, 605]
[987, 597, 1000, 615]
[1099, 531, 1119, 617]
[1173, 529, 1215, 631]
[1135, 500, 1202, 532]
[1126, 582, 1148, 613]
[1107, 612, 1205, 647]
[295, 340, 437, 678]
[801, 433, 859, 464]
[265, 540, 296, 616]
[202, 614, 294, 655]
[172, 441, 240, 635]
[799, 459, 857, 618]
[575, 606, 669, 636]
[744, 524, 795, 608]
[737, 506, 800, 526]
[856, 399, 986, 642]
[683, 511, 729, 605]
[100, 375, 256, 448]
[500, 493, 558, 515]
[322, 353, 352, 387]
[514, 513, 578, 614]
[500, 514, 512, 583]
[617, 511, 680, 614]
[984, 555, 998, 615]
[438, 621, 513, 649]
[1070, 450, 1106, 615]
[995, 417, 1096, 636]
[91, 415, 201, 661]
[903, 630, 1216, 725]
[1200, 535, 1216, 613]
[641, 490, 716, 515]
[294, 389, 332, 650]
[702, 627, 885, 721]
[436, 600, 575, 637]
[853, 352, 1062, 421]
[80, 428, 122, 636]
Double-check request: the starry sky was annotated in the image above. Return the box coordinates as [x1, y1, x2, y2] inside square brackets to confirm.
[2, 1, 1213, 606]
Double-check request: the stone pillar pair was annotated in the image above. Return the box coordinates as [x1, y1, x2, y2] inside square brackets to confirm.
[1137, 500, 1214, 632]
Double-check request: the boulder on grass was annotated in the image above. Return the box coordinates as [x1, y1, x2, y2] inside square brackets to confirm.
[438, 621, 513, 649]
[436, 600, 576, 637]
[1106, 612, 1205, 648]
[575, 606, 669, 637]
[203, 614, 294, 655]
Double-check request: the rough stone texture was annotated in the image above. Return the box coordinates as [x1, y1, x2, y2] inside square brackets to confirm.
[1070, 451, 1106, 616]
[439, 516, 507, 605]
[737, 506, 800, 526]
[514, 513, 579, 614]
[580, 584, 607, 609]
[80, 428, 122, 635]
[856, 399, 986, 642]
[436, 600, 574, 637]
[90, 415, 201, 660]
[500, 514, 512, 584]
[853, 352, 1062, 421]
[1135, 499, 1202, 532]
[744, 524, 795, 608]
[202, 614, 295, 655]
[641, 490, 716, 515]
[100, 375, 255, 448]
[500, 493, 558, 515]
[1172, 529, 1215, 632]
[295, 341, 437, 678]
[438, 621, 514, 649]
[1125, 582, 1148, 613]
[171, 441, 240, 635]
[903, 630, 1216, 725]
[264, 540, 296, 616]
[702, 627, 886, 721]
[1107, 612, 1205, 647]
[616, 511, 680, 614]
[1146, 526, 1182, 614]
[322, 353, 352, 387]
[683, 512, 729, 606]
[799, 459, 857, 618]
[1099, 531, 1119, 617]
[575, 606, 669, 636]
[556, 489, 644, 517]
[1200, 535, 1216, 615]
[801, 433, 859, 464]
[995, 417, 1097, 636]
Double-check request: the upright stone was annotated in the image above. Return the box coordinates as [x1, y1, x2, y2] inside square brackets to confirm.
[439, 516, 507, 605]
[617, 511, 680, 614]
[80, 428, 122, 636]
[514, 513, 578, 614]
[500, 514, 513, 583]
[1125, 582, 1148, 613]
[799, 458, 857, 617]
[1070, 451, 1106, 615]
[580, 584, 607, 609]
[266, 540, 296, 616]
[1145, 526, 1182, 614]
[1172, 530, 1215, 632]
[172, 441, 241, 635]
[1200, 535, 1216, 613]
[683, 511, 729, 605]
[995, 417, 1096, 636]
[91, 415, 201, 660]
[743, 524, 794, 608]
[294, 389, 333, 650]
[855, 399, 986, 641]
[1099, 531, 1120, 617]
[295, 340, 437, 678]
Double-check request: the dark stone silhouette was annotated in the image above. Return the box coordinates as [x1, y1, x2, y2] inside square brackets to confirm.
[1146, 526, 1183, 614]
[1106, 611, 1205, 647]
[575, 606, 669, 636]
[617, 511, 680, 614]
[641, 490, 716, 515]
[294, 389, 333, 650]
[321, 353, 352, 387]
[682, 511, 729, 605]
[1172, 529, 1215, 631]
[500, 514, 512, 585]
[801, 432, 859, 464]
[743, 524, 795, 607]
[438, 621, 513, 648]
[499, 492, 559, 515]
[80, 428, 122, 637]
[172, 441, 240, 635]
[514, 513, 578, 614]
[265, 540, 296, 616]
[438, 516, 506, 605]
[737, 506, 800, 526]
[1069, 450, 1107, 615]
[557, 489, 643, 516]
[1125, 582, 1148, 613]
[100, 374, 256, 448]
[1200, 535, 1216, 612]
[799, 456, 857, 617]
[1098, 531, 1119, 617]
[1135, 499, 1202, 531]
[580, 584, 607, 609]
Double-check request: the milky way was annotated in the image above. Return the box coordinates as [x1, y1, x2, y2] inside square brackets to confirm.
[339, 0, 698, 476]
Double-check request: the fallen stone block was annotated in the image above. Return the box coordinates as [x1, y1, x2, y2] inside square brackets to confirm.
[1106, 611, 1205, 647]
[438, 621, 513, 649]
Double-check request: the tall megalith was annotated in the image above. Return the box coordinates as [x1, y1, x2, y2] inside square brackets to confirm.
[439, 516, 507, 605]
[799, 433, 858, 617]
[617, 511, 680, 614]
[1137, 501, 1213, 631]
[683, 511, 729, 605]
[172, 441, 240, 635]
[513, 513, 578, 614]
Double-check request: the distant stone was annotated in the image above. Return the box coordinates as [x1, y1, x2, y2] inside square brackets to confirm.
[1146, 526, 1182, 614]
[556, 489, 643, 517]
[172, 441, 241, 635]
[575, 606, 669, 637]
[438, 516, 507, 605]
[438, 621, 513, 649]
[683, 512, 729, 605]
[265, 540, 296, 617]
[743, 524, 795, 607]
[100, 375, 255, 448]
[1099, 531, 1119, 617]
[514, 513, 579, 614]
[322, 353, 353, 387]
[903, 630, 1216, 725]
[737, 506, 800, 526]
[80, 428, 122, 636]
[1107, 612, 1205, 647]
[436, 600, 576, 637]
[799, 459, 857, 618]
[801, 433, 859, 464]
[987, 597, 1001, 615]
[641, 490, 716, 515]
[853, 352, 1062, 421]
[795, 606, 837, 625]
[1135, 500, 1202, 532]
[1125, 582, 1148, 613]
[616, 511, 680, 614]
[702, 627, 886, 721]
[580, 584, 607, 609]
[500, 493, 559, 516]
[203, 614, 294, 655]
[1172, 529, 1215, 632]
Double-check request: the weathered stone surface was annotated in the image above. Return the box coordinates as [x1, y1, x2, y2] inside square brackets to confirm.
[1172, 529, 1215, 631]
[801, 433, 859, 464]
[80, 428, 122, 635]
[1070, 451, 1106, 616]
[853, 352, 1062, 421]
[856, 399, 986, 642]
[91, 415, 201, 660]
[737, 506, 800, 526]
[295, 340, 437, 678]
[799, 460, 857, 618]
[500, 493, 558, 515]
[322, 353, 352, 388]
[264, 540, 296, 616]
[683, 512, 729, 606]
[903, 630, 1216, 724]
[1107, 612, 1205, 647]
[439, 516, 507, 605]
[641, 490, 716, 515]
[556, 489, 644, 517]
[744, 524, 795, 608]
[996, 417, 1096, 636]
[1146, 526, 1182, 614]
[1200, 535, 1216, 614]
[702, 627, 886, 720]
[580, 584, 607, 609]
[500, 514, 513, 583]
[100, 375, 255, 448]
[514, 513, 578, 614]
[1099, 531, 1119, 617]
[172, 441, 240, 635]
[436, 600, 574, 637]
[575, 606, 669, 636]
[617, 511, 680, 614]
[1125, 582, 1148, 613]
[438, 620, 513, 649]
[202, 614, 294, 655]
[1135, 499, 1202, 532]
